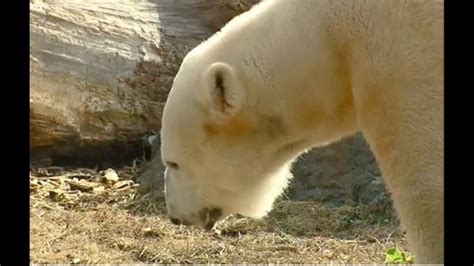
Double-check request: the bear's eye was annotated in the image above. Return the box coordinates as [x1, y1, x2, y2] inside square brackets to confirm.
[165, 161, 179, 170]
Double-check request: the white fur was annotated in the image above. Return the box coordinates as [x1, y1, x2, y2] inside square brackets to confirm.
[161, 0, 443, 263]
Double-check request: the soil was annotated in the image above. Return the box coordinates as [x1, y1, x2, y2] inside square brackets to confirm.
[30, 164, 408, 264]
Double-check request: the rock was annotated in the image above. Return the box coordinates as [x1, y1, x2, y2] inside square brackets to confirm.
[102, 168, 120, 184]
[30, 0, 260, 167]
[287, 133, 387, 207]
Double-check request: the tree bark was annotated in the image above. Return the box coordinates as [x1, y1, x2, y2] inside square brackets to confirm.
[30, 0, 260, 167]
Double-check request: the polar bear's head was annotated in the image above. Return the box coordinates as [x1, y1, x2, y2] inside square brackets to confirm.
[161, 55, 300, 230]
[160, 3, 356, 230]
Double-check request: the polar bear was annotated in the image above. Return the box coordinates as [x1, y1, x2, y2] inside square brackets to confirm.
[160, 0, 443, 263]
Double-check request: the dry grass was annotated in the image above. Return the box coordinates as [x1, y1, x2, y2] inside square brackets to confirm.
[30, 166, 408, 264]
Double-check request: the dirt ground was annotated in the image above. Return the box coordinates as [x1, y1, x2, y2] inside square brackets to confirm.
[30, 164, 409, 264]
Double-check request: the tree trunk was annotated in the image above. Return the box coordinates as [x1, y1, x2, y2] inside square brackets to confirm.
[30, 0, 260, 167]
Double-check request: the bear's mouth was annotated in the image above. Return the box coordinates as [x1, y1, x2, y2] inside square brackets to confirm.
[199, 207, 223, 231]
[204, 220, 217, 231]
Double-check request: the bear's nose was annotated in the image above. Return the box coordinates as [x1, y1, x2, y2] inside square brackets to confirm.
[170, 217, 181, 225]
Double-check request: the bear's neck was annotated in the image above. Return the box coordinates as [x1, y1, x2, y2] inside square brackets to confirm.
[201, 1, 390, 146]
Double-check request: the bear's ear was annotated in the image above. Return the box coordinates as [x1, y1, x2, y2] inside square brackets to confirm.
[199, 62, 245, 122]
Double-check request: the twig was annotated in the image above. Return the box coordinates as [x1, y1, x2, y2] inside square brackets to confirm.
[138, 246, 147, 258]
